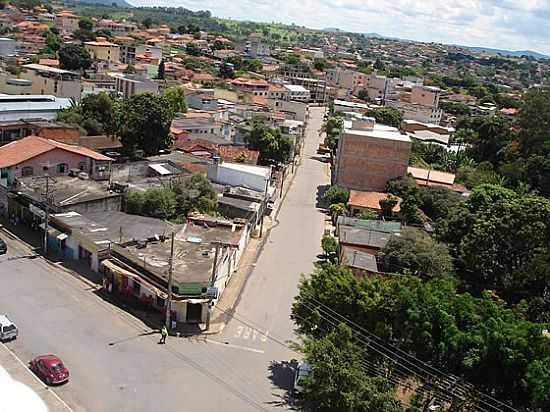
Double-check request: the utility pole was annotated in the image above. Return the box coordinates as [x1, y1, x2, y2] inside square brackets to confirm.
[33, 174, 56, 255]
[259, 174, 270, 238]
[165, 232, 175, 330]
[205, 242, 221, 331]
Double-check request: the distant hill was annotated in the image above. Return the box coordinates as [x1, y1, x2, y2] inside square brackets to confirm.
[72, 0, 133, 7]
[464, 46, 549, 60]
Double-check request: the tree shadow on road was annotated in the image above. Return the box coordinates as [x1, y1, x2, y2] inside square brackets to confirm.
[266, 359, 298, 409]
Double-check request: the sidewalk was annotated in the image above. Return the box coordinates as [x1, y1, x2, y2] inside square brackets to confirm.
[0, 343, 74, 412]
[206, 156, 301, 334]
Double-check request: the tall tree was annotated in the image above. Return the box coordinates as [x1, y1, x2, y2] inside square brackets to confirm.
[163, 86, 187, 115]
[157, 59, 165, 80]
[58, 44, 92, 71]
[119, 93, 173, 156]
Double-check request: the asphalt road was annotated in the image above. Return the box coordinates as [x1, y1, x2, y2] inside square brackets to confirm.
[0, 106, 328, 412]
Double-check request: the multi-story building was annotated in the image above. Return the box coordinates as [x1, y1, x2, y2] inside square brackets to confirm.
[20, 64, 82, 101]
[110, 74, 159, 99]
[54, 10, 79, 34]
[284, 84, 311, 102]
[326, 68, 368, 90]
[84, 37, 121, 64]
[230, 78, 270, 97]
[247, 33, 270, 58]
[278, 65, 327, 103]
[333, 117, 411, 192]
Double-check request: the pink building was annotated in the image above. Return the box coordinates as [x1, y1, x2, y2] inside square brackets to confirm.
[0, 135, 113, 188]
[410, 85, 441, 108]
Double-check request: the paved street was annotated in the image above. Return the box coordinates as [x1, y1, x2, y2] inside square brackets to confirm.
[0, 106, 328, 412]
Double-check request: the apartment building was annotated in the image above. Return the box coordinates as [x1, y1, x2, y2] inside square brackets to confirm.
[110, 74, 159, 99]
[333, 117, 411, 191]
[85, 37, 121, 63]
[20, 64, 81, 101]
[54, 10, 79, 34]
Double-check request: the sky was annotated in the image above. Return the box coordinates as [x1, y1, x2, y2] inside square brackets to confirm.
[129, 0, 550, 54]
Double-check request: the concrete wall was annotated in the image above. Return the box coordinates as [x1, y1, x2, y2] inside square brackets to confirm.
[11, 148, 91, 180]
[66, 195, 121, 215]
[19, 70, 81, 101]
[335, 133, 411, 192]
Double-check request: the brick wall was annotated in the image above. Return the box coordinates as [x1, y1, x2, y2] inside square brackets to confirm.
[336, 133, 411, 192]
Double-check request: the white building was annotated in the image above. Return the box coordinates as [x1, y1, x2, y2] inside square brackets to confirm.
[0, 95, 72, 122]
[284, 84, 311, 102]
[208, 161, 271, 193]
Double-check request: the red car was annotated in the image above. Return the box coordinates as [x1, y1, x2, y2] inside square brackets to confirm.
[30, 355, 69, 385]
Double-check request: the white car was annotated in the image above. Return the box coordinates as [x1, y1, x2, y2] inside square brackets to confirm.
[0, 315, 18, 342]
[293, 362, 311, 395]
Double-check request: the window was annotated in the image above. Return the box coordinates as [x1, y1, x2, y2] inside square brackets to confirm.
[0, 168, 8, 179]
[78, 161, 86, 171]
[133, 280, 141, 294]
[56, 163, 68, 174]
[21, 166, 33, 177]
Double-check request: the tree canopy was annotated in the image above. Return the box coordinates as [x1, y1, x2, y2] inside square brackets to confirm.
[246, 119, 292, 165]
[58, 43, 92, 71]
[119, 93, 174, 156]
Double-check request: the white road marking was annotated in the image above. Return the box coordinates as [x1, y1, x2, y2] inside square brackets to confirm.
[2, 344, 76, 412]
[206, 339, 265, 354]
[233, 325, 269, 342]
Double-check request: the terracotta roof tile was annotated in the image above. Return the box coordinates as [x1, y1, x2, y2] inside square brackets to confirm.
[348, 191, 401, 212]
[407, 166, 455, 186]
[0, 136, 112, 168]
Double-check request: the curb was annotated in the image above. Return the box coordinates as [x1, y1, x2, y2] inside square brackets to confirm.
[205, 156, 302, 335]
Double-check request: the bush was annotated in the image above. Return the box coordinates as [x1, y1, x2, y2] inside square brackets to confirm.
[323, 186, 349, 206]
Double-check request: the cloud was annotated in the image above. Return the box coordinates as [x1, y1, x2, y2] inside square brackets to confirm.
[129, 0, 550, 54]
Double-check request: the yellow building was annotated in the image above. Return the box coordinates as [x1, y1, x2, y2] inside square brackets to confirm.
[84, 37, 121, 63]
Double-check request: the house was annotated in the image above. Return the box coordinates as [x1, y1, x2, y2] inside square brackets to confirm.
[247, 33, 270, 58]
[333, 99, 371, 113]
[20, 64, 82, 101]
[54, 10, 79, 34]
[230, 78, 270, 97]
[336, 217, 401, 261]
[333, 117, 411, 191]
[0, 75, 33, 95]
[49, 211, 179, 272]
[85, 37, 121, 63]
[208, 161, 271, 193]
[0, 135, 112, 190]
[0, 120, 80, 146]
[284, 84, 311, 102]
[340, 246, 380, 277]
[348, 190, 402, 216]
[0, 95, 72, 122]
[101, 216, 249, 325]
[407, 166, 467, 193]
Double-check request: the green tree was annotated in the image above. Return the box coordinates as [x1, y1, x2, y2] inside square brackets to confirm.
[164, 86, 187, 115]
[156, 59, 165, 80]
[141, 188, 177, 219]
[246, 119, 292, 165]
[171, 174, 218, 217]
[78, 17, 93, 31]
[292, 266, 550, 410]
[313, 58, 326, 72]
[123, 64, 136, 74]
[119, 93, 174, 156]
[356, 89, 370, 102]
[186, 43, 202, 56]
[519, 86, 550, 156]
[142, 17, 153, 29]
[58, 43, 92, 71]
[382, 227, 453, 278]
[321, 234, 338, 259]
[322, 115, 343, 151]
[300, 324, 404, 412]
[323, 185, 349, 206]
[44, 30, 61, 54]
[366, 107, 403, 128]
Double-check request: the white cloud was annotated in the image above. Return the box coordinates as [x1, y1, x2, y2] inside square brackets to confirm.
[129, 0, 550, 54]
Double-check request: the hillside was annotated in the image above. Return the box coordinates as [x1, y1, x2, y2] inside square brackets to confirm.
[72, 0, 132, 7]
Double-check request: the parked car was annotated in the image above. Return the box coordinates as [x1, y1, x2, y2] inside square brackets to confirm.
[0, 238, 7, 255]
[293, 362, 311, 395]
[30, 355, 69, 385]
[0, 315, 18, 341]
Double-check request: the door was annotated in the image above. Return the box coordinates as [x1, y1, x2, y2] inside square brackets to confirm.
[186, 303, 202, 323]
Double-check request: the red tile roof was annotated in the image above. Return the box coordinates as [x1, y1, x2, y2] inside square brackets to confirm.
[0, 136, 112, 168]
[348, 191, 401, 212]
[407, 166, 455, 186]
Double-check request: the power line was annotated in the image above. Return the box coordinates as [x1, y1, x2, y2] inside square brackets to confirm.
[298, 292, 517, 412]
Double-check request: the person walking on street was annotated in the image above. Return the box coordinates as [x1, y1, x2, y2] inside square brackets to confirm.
[160, 325, 168, 344]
